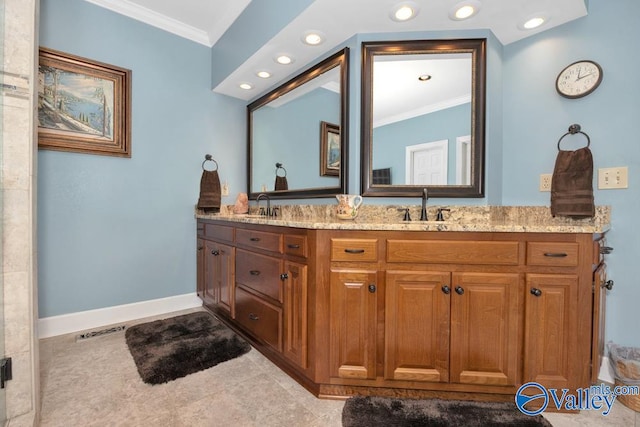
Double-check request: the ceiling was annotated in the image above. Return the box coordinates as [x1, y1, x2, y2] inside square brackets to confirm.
[85, 0, 588, 102]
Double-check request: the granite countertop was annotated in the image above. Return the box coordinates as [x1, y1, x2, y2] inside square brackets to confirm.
[196, 205, 611, 234]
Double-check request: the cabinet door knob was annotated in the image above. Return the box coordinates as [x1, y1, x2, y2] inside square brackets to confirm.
[602, 280, 614, 290]
[455, 286, 464, 295]
[198, 246, 204, 251]
[368, 284, 377, 293]
[530, 288, 542, 297]
[211, 250, 220, 256]
[248, 313, 259, 321]
[280, 273, 289, 280]
[441, 285, 451, 294]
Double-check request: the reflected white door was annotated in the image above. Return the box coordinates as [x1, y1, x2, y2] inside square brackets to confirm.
[405, 140, 448, 185]
[456, 135, 471, 185]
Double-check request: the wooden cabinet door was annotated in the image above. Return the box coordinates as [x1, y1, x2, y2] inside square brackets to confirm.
[283, 261, 308, 369]
[524, 273, 579, 389]
[385, 271, 450, 383]
[197, 238, 205, 299]
[329, 268, 378, 380]
[592, 263, 608, 384]
[450, 272, 521, 386]
[204, 240, 235, 317]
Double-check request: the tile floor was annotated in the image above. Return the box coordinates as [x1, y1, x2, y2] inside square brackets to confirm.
[39, 308, 638, 426]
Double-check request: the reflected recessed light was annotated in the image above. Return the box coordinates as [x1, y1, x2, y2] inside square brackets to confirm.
[449, 1, 481, 21]
[522, 16, 546, 29]
[256, 71, 271, 79]
[239, 83, 252, 90]
[302, 31, 325, 46]
[390, 2, 419, 22]
[418, 74, 432, 81]
[275, 55, 294, 65]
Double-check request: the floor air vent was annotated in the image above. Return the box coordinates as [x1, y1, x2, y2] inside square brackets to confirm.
[76, 325, 126, 341]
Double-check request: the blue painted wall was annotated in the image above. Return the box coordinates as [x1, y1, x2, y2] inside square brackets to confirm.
[38, 0, 245, 317]
[502, 0, 639, 347]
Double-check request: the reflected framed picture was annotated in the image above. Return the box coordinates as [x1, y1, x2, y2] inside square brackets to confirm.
[320, 121, 340, 176]
[37, 47, 132, 157]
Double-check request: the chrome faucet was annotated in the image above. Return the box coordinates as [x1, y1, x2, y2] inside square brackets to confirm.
[420, 188, 428, 221]
[256, 193, 271, 217]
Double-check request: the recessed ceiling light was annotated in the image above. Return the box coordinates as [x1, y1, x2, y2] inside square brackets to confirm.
[275, 55, 294, 65]
[522, 16, 546, 30]
[449, 1, 481, 21]
[257, 71, 271, 79]
[302, 31, 325, 46]
[390, 2, 419, 22]
[418, 74, 432, 81]
[239, 83, 253, 90]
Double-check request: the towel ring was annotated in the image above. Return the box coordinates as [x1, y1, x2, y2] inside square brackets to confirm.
[557, 124, 591, 151]
[202, 154, 218, 171]
[275, 162, 287, 177]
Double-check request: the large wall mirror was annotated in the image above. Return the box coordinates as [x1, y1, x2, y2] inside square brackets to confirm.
[361, 39, 486, 197]
[248, 48, 349, 199]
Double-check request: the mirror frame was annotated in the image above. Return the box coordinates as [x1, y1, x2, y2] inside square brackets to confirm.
[247, 47, 350, 199]
[360, 39, 486, 198]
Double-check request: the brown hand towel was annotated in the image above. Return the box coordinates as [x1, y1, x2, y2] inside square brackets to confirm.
[550, 146, 595, 218]
[274, 175, 288, 191]
[197, 170, 221, 213]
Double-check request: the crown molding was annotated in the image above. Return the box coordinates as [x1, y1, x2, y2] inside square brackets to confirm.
[84, 0, 212, 46]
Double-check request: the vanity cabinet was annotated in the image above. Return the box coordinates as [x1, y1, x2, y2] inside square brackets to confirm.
[197, 219, 607, 402]
[197, 219, 310, 372]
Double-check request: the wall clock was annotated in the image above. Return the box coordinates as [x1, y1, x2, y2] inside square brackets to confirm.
[555, 60, 603, 99]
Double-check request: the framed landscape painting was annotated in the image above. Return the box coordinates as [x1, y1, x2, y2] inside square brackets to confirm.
[38, 47, 132, 157]
[320, 121, 340, 176]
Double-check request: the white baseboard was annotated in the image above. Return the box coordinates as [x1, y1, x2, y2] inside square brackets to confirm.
[599, 356, 615, 384]
[38, 293, 202, 338]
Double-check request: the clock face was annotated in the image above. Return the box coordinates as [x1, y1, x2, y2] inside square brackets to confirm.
[556, 60, 603, 99]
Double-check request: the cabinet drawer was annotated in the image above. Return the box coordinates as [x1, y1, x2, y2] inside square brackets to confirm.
[387, 240, 520, 265]
[284, 234, 307, 258]
[204, 223, 234, 243]
[527, 242, 579, 267]
[236, 229, 282, 253]
[236, 249, 282, 302]
[235, 287, 282, 352]
[331, 238, 378, 262]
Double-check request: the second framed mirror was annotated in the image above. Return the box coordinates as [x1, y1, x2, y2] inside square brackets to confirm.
[361, 39, 486, 197]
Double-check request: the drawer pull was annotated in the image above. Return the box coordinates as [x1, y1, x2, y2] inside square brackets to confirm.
[455, 286, 464, 295]
[248, 313, 259, 321]
[441, 285, 451, 294]
[280, 273, 289, 280]
[287, 244, 301, 249]
[602, 280, 614, 290]
[249, 237, 261, 242]
[211, 250, 220, 256]
[249, 270, 261, 276]
[530, 288, 542, 297]
[543, 252, 568, 258]
[344, 248, 365, 254]
[600, 246, 614, 255]
[368, 284, 377, 293]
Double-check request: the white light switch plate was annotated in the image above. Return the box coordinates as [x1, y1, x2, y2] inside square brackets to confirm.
[598, 167, 628, 189]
